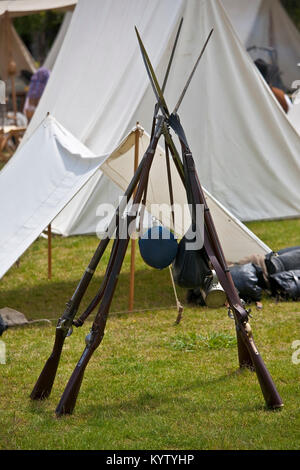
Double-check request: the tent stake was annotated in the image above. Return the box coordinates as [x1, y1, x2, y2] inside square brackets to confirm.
[129, 124, 140, 311]
[48, 223, 52, 280]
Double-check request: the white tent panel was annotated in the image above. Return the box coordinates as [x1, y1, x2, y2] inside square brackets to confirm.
[222, 0, 262, 45]
[0, 1, 76, 18]
[129, 0, 300, 220]
[52, 170, 121, 236]
[288, 101, 300, 135]
[223, 0, 300, 90]
[43, 11, 73, 70]
[0, 115, 107, 279]
[24, 0, 183, 153]
[23, 0, 300, 226]
[0, 15, 36, 79]
[245, 0, 300, 90]
[100, 127, 270, 263]
[53, 124, 270, 262]
[0, 117, 270, 280]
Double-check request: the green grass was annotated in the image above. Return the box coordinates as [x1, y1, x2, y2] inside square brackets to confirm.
[0, 220, 300, 450]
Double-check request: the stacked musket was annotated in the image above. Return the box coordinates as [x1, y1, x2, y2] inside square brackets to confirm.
[30, 20, 283, 416]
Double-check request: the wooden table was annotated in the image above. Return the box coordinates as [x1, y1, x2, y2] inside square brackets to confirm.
[0, 125, 26, 161]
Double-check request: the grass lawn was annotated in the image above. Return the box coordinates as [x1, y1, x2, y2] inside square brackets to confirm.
[0, 219, 299, 450]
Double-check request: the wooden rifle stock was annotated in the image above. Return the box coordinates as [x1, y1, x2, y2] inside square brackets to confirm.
[30, 327, 66, 400]
[56, 241, 129, 416]
[30, 242, 109, 400]
[55, 331, 101, 415]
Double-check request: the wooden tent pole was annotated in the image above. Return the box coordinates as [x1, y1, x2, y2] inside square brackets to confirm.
[48, 223, 52, 280]
[128, 124, 140, 311]
[5, 12, 17, 122]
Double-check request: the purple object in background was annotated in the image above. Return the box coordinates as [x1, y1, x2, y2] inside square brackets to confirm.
[27, 67, 50, 101]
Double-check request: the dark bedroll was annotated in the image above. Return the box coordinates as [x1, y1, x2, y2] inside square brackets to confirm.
[265, 246, 300, 275]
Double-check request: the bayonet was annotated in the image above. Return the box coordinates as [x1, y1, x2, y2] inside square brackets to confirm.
[173, 28, 213, 114]
[135, 26, 213, 123]
[162, 17, 183, 93]
[135, 26, 170, 118]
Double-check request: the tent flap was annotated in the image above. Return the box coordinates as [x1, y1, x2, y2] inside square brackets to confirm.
[0, 118, 270, 279]
[0, 115, 107, 279]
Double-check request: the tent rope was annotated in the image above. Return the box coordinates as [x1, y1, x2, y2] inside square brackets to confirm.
[165, 139, 184, 324]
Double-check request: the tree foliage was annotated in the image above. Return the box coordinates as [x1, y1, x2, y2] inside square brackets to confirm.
[13, 11, 64, 64]
[281, 0, 300, 29]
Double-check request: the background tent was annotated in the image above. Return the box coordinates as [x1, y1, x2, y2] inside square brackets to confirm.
[23, 0, 300, 225]
[0, 0, 76, 116]
[0, 115, 106, 280]
[0, 12, 36, 80]
[43, 10, 73, 71]
[288, 100, 300, 136]
[0, 1, 75, 17]
[0, 1, 76, 76]
[223, 0, 300, 91]
[99, 125, 271, 263]
[53, 122, 271, 263]
[0, 115, 270, 280]
[221, 0, 262, 45]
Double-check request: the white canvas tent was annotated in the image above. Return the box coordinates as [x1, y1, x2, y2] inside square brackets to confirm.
[223, 0, 300, 90]
[23, 0, 300, 227]
[288, 99, 300, 135]
[0, 11, 36, 80]
[0, 115, 106, 280]
[0, 1, 75, 17]
[0, 1, 76, 80]
[222, 0, 262, 45]
[0, 114, 270, 280]
[43, 10, 73, 71]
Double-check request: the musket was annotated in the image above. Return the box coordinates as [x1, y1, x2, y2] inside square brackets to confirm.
[30, 142, 155, 400]
[136, 27, 283, 409]
[55, 115, 165, 415]
[32, 19, 185, 409]
[54, 19, 186, 414]
[30, 18, 183, 400]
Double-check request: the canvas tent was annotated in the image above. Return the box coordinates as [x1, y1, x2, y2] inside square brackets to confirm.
[223, 0, 300, 91]
[0, 115, 106, 280]
[288, 99, 300, 136]
[0, 1, 76, 81]
[0, 114, 271, 280]
[43, 10, 73, 71]
[22, 0, 300, 228]
[0, 12, 35, 81]
[0, 0, 75, 17]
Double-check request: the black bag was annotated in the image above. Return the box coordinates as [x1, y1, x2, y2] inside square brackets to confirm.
[269, 270, 300, 300]
[0, 315, 8, 336]
[186, 287, 206, 306]
[265, 247, 300, 275]
[172, 234, 212, 289]
[229, 263, 263, 302]
[172, 143, 212, 289]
